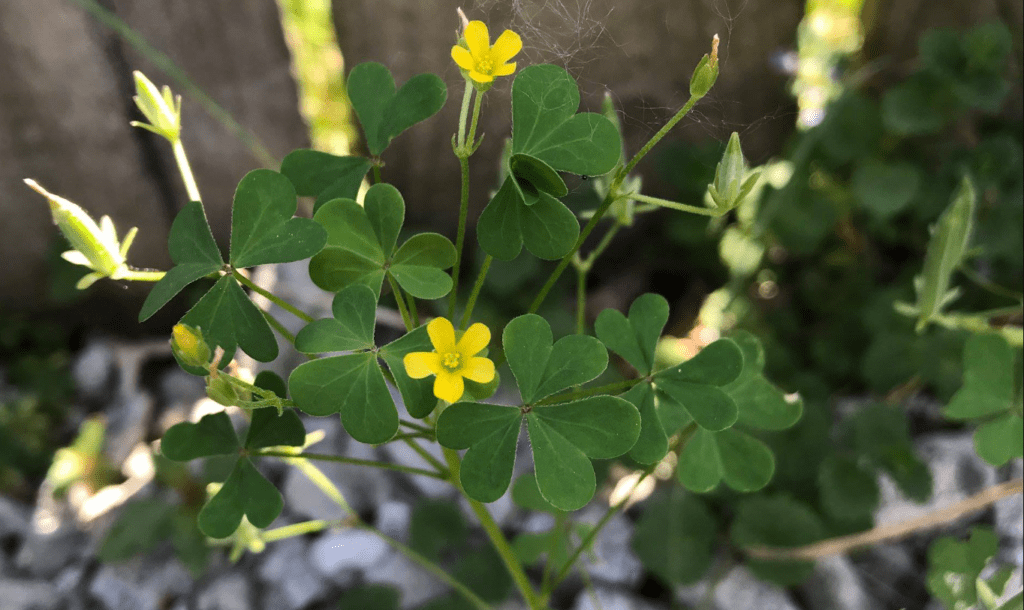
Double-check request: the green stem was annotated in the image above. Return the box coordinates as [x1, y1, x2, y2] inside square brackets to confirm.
[407, 291, 421, 327]
[443, 447, 540, 608]
[449, 156, 472, 320]
[172, 138, 202, 202]
[286, 456, 491, 610]
[387, 273, 414, 331]
[457, 81, 473, 149]
[582, 222, 623, 268]
[958, 263, 1024, 302]
[372, 164, 383, 184]
[576, 267, 587, 335]
[121, 268, 166, 282]
[630, 193, 724, 217]
[401, 437, 449, 475]
[232, 269, 315, 323]
[261, 519, 347, 543]
[460, 255, 493, 330]
[467, 86, 484, 150]
[260, 308, 296, 345]
[533, 378, 643, 406]
[255, 450, 448, 479]
[620, 95, 700, 179]
[400, 418, 436, 436]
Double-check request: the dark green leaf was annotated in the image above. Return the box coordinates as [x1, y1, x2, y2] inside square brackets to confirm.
[623, 383, 668, 464]
[162, 411, 239, 461]
[244, 408, 305, 450]
[632, 487, 716, 587]
[295, 285, 378, 353]
[181, 275, 279, 362]
[435, 402, 522, 503]
[452, 546, 514, 603]
[519, 190, 580, 260]
[348, 62, 447, 156]
[198, 457, 283, 538]
[927, 527, 999, 610]
[364, 184, 405, 257]
[717, 428, 775, 492]
[409, 498, 467, 561]
[503, 314, 608, 403]
[510, 154, 568, 198]
[731, 495, 825, 586]
[253, 371, 288, 398]
[852, 160, 921, 219]
[945, 333, 1016, 420]
[288, 353, 398, 444]
[279, 149, 371, 212]
[654, 339, 743, 431]
[99, 499, 175, 562]
[818, 455, 880, 520]
[139, 201, 224, 321]
[390, 233, 456, 299]
[975, 413, 1023, 466]
[336, 585, 400, 610]
[676, 427, 723, 493]
[476, 177, 524, 261]
[310, 198, 387, 293]
[511, 474, 561, 514]
[725, 331, 802, 431]
[594, 293, 670, 376]
[228, 169, 328, 268]
[379, 325, 437, 419]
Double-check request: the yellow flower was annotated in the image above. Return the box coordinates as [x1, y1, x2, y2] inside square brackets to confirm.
[403, 317, 495, 403]
[451, 21, 522, 84]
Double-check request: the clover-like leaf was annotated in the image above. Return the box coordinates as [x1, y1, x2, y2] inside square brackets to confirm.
[927, 527, 1001, 610]
[511, 474, 562, 514]
[676, 427, 774, 493]
[478, 178, 580, 261]
[295, 285, 378, 353]
[595, 293, 669, 376]
[288, 352, 398, 444]
[409, 498, 468, 562]
[180, 275, 278, 362]
[503, 314, 608, 404]
[280, 149, 371, 212]
[198, 458, 283, 538]
[244, 408, 305, 451]
[632, 487, 716, 587]
[161, 411, 239, 461]
[818, 454, 880, 521]
[725, 331, 803, 431]
[731, 495, 825, 586]
[621, 384, 667, 464]
[945, 333, 1023, 466]
[653, 339, 743, 431]
[435, 402, 522, 503]
[229, 169, 327, 269]
[347, 62, 447, 156]
[309, 184, 455, 298]
[140, 201, 224, 322]
[378, 325, 438, 419]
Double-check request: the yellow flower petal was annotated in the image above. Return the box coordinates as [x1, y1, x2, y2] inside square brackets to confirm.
[462, 357, 496, 384]
[456, 322, 491, 357]
[464, 21, 490, 58]
[451, 46, 475, 71]
[404, 352, 440, 379]
[493, 62, 517, 77]
[427, 317, 457, 353]
[434, 370, 465, 403]
[468, 70, 494, 84]
[490, 30, 522, 64]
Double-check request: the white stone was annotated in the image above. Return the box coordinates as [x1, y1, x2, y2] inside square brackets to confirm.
[89, 565, 160, 610]
[376, 501, 412, 542]
[0, 578, 59, 610]
[196, 573, 252, 610]
[800, 555, 880, 610]
[258, 537, 328, 610]
[309, 528, 391, 578]
[72, 337, 114, 400]
[364, 550, 449, 608]
[712, 565, 800, 610]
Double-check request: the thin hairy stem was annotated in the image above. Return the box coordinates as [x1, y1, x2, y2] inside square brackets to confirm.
[255, 450, 448, 479]
[460, 255, 493, 330]
[387, 273, 414, 331]
[630, 193, 725, 217]
[172, 139, 202, 202]
[232, 269, 314, 323]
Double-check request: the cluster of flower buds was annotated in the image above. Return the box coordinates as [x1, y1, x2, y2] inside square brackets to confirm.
[130, 71, 182, 142]
[708, 132, 760, 211]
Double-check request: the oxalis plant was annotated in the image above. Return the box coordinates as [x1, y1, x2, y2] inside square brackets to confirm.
[29, 18, 825, 609]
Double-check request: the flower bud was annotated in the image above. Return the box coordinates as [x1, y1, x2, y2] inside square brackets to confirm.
[689, 35, 720, 99]
[130, 71, 182, 142]
[171, 324, 212, 368]
[708, 132, 759, 210]
[206, 376, 240, 407]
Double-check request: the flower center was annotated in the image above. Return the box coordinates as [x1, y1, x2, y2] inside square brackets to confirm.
[476, 57, 494, 74]
[441, 352, 463, 371]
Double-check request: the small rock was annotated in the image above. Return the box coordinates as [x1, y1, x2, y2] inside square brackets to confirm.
[54, 565, 85, 596]
[573, 586, 665, 610]
[379, 429, 451, 500]
[0, 578, 59, 610]
[15, 518, 86, 578]
[712, 565, 800, 610]
[72, 337, 115, 401]
[376, 501, 411, 542]
[800, 555, 879, 610]
[850, 543, 928, 609]
[0, 496, 30, 540]
[104, 392, 154, 465]
[196, 573, 252, 610]
[258, 537, 328, 610]
[364, 550, 449, 608]
[309, 529, 391, 580]
[89, 565, 159, 610]
[995, 460, 1023, 566]
[578, 510, 642, 587]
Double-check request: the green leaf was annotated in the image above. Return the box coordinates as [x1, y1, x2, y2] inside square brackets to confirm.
[847, 403, 932, 502]
[927, 527, 1000, 610]
[409, 498, 468, 561]
[717, 428, 775, 492]
[510, 154, 568, 198]
[452, 546, 514, 603]
[519, 190, 580, 260]
[390, 233, 456, 299]
[244, 408, 305, 450]
[731, 495, 825, 586]
[594, 293, 670, 376]
[295, 285, 378, 353]
[253, 371, 288, 398]
[279, 150, 371, 212]
[379, 325, 438, 419]
[140, 201, 224, 321]
[818, 455, 880, 520]
[503, 314, 608, 404]
[676, 427, 723, 493]
[632, 487, 716, 587]
[725, 331, 802, 431]
[527, 396, 640, 510]
[228, 169, 328, 269]
[946, 333, 1016, 419]
[288, 353, 398, 444]
[310, 198, 388, 293]
[181, 275, 279, 362]
[162, 411, 239, 461]
[336, 585, 400, 610]
[198, 458, 283, 538]
[511, 474, 562, 514]
[476, 177, 524, 261]
[511, 64, 621, 177]
[364, 183, 405, 257]
[347, 62, 447, 156]
[435, 402, 522, 502]
[851, 160, 921, 219]
[99, 499, 175, 562]
[653, 339, 743, 431]
[623, 383, 668, 464]
[974, 413, 1023, 466]
[882, 74, 957, 135]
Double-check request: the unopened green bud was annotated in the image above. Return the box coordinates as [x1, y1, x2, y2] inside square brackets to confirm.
[25, 179, 133, 289]
[708, 132, 759, 210]
[130, 71, 182, 142]
[689, 35, 720, 98]
[171, 324, 212, 368]
[206, 376, 240, 407]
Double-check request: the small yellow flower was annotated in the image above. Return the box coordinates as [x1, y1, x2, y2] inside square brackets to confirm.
[451, 21, 522, 84]
[403, 317, 495, 403]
